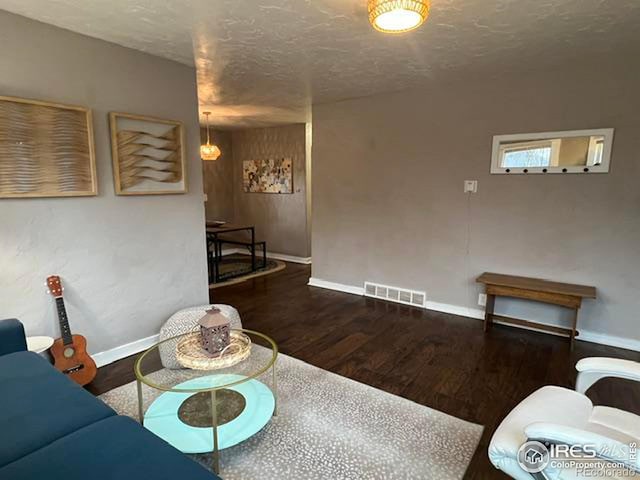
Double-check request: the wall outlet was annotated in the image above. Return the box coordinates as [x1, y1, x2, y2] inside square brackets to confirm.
[464, 180, 478, 193]
[203, 193, 208, 202]
[478, 293, 487, 306]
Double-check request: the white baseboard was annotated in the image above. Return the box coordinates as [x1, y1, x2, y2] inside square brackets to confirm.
[308, 277, 365, 296]
[92, 333, 159, 368]
[265, 252, 312, 264]
[223, 248, 311, 265]
[307, 276, 640, 353]
[578, 330, 640, 352]
[424, 301, 485, 320]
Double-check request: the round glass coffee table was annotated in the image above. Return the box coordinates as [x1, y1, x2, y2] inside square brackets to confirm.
[134, 328, 278, 474]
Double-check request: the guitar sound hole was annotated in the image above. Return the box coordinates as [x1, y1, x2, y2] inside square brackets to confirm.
[64, 347, 75, 358]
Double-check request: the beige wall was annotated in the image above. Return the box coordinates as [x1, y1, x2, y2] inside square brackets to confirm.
[232, 124, 309, 258]
[312, 61, 640, 343]
[0, 11, 209, 357]
[202, 124, 310, 258]
[201, 128, 234, 222]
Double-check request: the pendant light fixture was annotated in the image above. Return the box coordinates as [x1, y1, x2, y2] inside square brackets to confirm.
[368, 0, 430, 34]
[200, 111, 221, 161]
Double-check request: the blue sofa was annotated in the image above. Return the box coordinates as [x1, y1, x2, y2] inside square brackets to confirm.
[0, 319, 219, 479]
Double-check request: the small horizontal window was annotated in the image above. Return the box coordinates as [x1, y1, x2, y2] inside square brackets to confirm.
[502, 146, 552, 168]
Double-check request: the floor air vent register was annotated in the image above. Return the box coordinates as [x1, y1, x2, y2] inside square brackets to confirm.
[364, 282, 426, 308]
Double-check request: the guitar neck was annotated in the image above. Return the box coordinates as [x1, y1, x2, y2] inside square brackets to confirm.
[55, 297, 73, 345]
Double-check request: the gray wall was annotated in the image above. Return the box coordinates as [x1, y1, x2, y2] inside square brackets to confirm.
[0, 11, 209, 356]
[201, 128, 234, 222]
[202, 124, 310, 258]
[312, 60, 640, 343]
[232, 125, 309, 257]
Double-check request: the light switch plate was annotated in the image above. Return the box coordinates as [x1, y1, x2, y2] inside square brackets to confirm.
[464, 180, 478, 193]
[478, 293, 487, 306]
[204, 193, 208, 202]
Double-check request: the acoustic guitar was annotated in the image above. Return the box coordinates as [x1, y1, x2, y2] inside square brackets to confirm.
[46, 275, 97, 386]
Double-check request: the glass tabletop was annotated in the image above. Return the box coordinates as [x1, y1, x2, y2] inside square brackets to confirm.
[134, 328, 278, 393]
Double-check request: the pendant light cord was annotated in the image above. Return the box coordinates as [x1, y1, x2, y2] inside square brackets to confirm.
[205, 112, 211, 145]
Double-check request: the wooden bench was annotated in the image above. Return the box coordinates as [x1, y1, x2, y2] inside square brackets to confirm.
[476, 272, 596, 347]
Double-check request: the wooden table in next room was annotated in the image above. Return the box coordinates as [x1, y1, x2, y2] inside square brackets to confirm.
[476, 272, 596, 347]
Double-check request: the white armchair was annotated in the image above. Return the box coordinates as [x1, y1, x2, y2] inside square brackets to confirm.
[489, 357, 640, 479]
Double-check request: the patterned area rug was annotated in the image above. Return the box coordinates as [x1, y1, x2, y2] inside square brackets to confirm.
[100, 349, 483, 479]
[210, 254, 286, 288]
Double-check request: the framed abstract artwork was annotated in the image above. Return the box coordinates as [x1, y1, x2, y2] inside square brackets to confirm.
[109, 112, 187, 195]
[242, 158, 293, 194]
[0, 95, 97, 198]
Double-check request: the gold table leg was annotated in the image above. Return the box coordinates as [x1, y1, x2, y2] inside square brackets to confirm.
[272, 360, 278, 417]
[136, 379, 144, 424]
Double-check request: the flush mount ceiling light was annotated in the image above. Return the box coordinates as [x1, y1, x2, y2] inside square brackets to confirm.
[200, 111, 221, 161]
[368, 0, 430, 34]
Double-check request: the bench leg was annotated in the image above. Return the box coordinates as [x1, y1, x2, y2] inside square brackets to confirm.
[484, 294, 495, 332]
[214, 239, 221, 283]
[251, 243, 267, 269]
[206, 239, 212, 284]
[207, 236, 215, 284]
[250, 228, 256, 272]
[570, 307, 579, 350]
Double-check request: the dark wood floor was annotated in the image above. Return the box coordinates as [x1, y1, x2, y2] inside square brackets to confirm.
[89, 262, 640, 479]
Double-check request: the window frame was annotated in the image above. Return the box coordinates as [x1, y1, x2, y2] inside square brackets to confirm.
[490, 128, 614, 175]
[498, 139, 561, 168]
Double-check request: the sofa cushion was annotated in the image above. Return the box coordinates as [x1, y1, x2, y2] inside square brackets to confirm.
[0, 318, 27, 355]
[0, 351, 115, 466]
[0, 415, 218, 480]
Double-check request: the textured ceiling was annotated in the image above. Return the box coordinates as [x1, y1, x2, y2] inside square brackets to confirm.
[1, 0, 639, 127]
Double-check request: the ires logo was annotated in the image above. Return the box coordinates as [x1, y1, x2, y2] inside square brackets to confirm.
[517, 441, 637, 474]
[517, 441, 550, 473]
[553, 444, 598, 458]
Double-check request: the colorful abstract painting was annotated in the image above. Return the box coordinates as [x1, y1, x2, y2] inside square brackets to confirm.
[242, 158, 293, 194]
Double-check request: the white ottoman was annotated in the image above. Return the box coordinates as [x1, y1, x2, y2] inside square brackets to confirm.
[158, 304, 242, 369]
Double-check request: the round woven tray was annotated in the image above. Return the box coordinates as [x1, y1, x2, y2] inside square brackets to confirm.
[176, 331, 252, 370]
